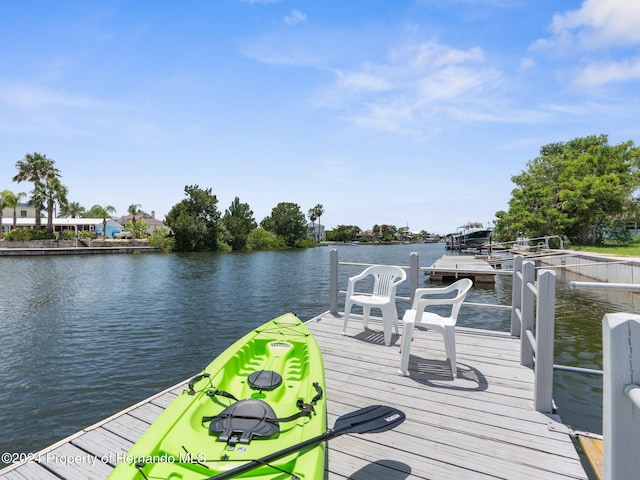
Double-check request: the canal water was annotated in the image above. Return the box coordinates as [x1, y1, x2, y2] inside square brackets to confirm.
[0, 243, 620, 461]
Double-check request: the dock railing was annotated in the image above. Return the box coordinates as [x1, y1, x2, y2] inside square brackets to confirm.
[567, 280, 640, 480]
[510, 256, 556, 413]
[329, 249, 512, 314]
[331, 250, 589, 413]
[330, 249, 640, 479]
[601, 312, 640, 480]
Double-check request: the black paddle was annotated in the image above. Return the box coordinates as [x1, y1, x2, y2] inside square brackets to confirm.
[207, 404, 406, 480]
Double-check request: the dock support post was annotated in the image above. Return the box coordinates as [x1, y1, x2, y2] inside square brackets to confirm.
[520, 260, 536, 368]
[511, 256, 523, 337]
[534, 269, 555, 413]
[409, 252, 419, 305]
[603, 313, 640, 480]
[330, 249, 339, 315]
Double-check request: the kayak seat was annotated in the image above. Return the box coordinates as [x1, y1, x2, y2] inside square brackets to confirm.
[207, 399, 280, 444]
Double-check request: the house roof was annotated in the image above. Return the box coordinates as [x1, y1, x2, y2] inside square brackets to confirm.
[1, 218, 122, 227]
[117, 214, 166, 227]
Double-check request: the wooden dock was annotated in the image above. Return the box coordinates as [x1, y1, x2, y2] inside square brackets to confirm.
[0, 312, 588, 479]
[428, 255, 497, 283]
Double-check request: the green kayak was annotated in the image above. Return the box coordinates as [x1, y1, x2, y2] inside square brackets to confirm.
[109, 313, 326, 480]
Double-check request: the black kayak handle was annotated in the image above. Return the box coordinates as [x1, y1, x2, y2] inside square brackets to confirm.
[187, 373, 210, 395]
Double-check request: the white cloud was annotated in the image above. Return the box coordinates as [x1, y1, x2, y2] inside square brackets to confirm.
[336, 70, 391, 92]
[410, 42, 484, 68]
[325, 40, 501, 134]
[573, 56, 640, 87]
[239, 0, 282, 4]
[284, 10, 306, 26]
[550, 0, 640, 49]
[0, 83, 111, 110]
[530, 0, 640, 88]
[518, 58, 535, 71]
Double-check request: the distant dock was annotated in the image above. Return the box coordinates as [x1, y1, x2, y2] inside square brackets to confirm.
[0, 246, 162, 256]
[427, 255, 497, 283]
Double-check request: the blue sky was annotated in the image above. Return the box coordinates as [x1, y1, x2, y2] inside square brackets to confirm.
[1, 0, 639, 234]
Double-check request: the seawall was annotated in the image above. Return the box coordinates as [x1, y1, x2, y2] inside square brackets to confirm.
[536, 250, 640, 309]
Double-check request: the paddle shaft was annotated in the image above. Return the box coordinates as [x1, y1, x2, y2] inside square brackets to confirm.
[209, 429, 335, 480]
[207, 404, 405, 480]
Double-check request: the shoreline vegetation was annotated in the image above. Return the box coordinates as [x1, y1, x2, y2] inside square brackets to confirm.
[7, 134, 640, 255]
[4, 238, 640, 264]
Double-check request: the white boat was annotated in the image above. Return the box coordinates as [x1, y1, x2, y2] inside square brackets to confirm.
[446, 222, 493, 250]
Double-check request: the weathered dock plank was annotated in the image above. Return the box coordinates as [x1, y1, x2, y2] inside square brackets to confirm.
[428, 255, 497, 283]
[0, 312, 586, 479]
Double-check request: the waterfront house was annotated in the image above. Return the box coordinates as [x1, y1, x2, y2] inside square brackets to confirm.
[1, 202, 36, 233]
[306, 222, 326, 241]
[117, 211, 167, 236]
[1, 217, 124, 238]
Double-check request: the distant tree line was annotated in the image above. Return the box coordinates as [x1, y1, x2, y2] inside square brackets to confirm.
[1, 153, 327, 252]
[164, 185, 321, 252]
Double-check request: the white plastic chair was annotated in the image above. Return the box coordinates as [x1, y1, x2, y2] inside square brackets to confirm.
[343, 265, 407, 346]
[398, 278, 473, 377]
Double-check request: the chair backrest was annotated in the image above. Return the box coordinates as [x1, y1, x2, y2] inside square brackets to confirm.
[365, 265, 407, 298]
[414, 278, 473, 323]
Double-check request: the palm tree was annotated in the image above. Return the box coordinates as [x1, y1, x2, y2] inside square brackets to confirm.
[1, 190, 26, 231]
[0, 194, 6, 239]
[13, 152, 60, 229]
[59, 201, 86, 218]
[307, 207, 318, 243]
[41, 177, 69, 234]
[89, 204, 116, 239]
[310, 204, 325, 242]
[128, 204, 143, 239]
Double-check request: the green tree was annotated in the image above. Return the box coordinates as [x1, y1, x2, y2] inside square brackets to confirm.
[40, 177, 69, 234]
[222, 197, 257, 250]
[308, 208, 317, 241]
[165, 185, 220, 252]
[13, 152, 60, 229]
[148, 227, 174, 252]
[331, 225, 361, 242]
[246, 227, 282, 250]
[495, 135, 640, 245]
[261, 202, 307, 247]
[307, 204, 325, 242]
[1, 190, 26, 228]
[127, 204, 143, 239]
[87, 204, 117, 239]
[373, 224, 398, 242]
[0, 194, 6, 239]
[59, 201, 86, 218]
[128, 219, 148, 239]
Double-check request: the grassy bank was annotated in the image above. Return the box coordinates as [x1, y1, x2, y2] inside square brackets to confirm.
[571, 239, 640, 257]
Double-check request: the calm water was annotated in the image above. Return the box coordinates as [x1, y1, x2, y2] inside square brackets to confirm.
[0, 243, 622, 461]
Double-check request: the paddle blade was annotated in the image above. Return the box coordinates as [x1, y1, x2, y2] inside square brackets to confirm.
[333, 405, 405, 435]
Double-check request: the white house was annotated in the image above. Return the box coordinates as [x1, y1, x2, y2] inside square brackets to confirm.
[306, 222, 326, 242]
[1, 217, 124, 238]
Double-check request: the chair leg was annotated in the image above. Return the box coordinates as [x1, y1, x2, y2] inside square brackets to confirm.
[443, 326, 457, 378]
[381, 304, 397, 346]
[362, 306, 370, 330]
[398, 320, 415, 375]
[342, 301, 352, 335]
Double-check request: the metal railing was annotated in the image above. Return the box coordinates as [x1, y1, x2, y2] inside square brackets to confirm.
[331, 250, 603, 410]
[510, 256, 556, 412]
[329, 249, 512, 315]
[330, 249, 640, 479]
